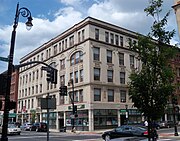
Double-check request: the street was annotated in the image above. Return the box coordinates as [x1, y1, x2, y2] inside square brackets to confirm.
[7, 131, 102, 141]
[2, 127, 180, 141]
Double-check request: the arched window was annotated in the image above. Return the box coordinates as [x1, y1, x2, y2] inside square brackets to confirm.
[70, 51, 83, 66]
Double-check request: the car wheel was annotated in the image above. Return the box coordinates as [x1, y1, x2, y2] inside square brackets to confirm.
[18, 132, 20, 135]
[105, 135, 111, 141]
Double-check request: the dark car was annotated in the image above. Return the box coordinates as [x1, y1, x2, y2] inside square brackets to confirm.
[30, 122, 47, 132]
[159, 121, 174, 128]
[102, 125, 148, 141]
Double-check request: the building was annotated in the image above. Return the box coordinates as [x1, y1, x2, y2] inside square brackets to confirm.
[17, 17, 150, 131]
[173, 0, 180, 38]
[0, 70, 19, 124]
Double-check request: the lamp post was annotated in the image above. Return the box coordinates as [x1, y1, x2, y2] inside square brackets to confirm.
[125, 104, 128, 125]
[68, 79, 75, 132]
[0, 3, 33, 141]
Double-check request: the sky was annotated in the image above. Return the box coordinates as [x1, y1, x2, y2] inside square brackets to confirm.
[0, 0, 179, 73]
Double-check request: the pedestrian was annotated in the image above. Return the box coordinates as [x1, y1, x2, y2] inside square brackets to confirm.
[144, 120, 148, 127]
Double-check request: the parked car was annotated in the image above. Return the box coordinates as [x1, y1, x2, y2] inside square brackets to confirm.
[102, 125, 148, 141]
[0, 124, 21, 135]
[30, 122, 47, 132]
[159, 121, 174, 128]
[20, 123, 32, 131]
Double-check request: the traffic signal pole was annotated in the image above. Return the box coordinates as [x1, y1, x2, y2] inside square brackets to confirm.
[68, 79, 75, 132]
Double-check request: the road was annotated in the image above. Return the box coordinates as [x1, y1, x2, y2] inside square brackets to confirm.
[2, 127, 180, 141]
[7, 131, 103, 141]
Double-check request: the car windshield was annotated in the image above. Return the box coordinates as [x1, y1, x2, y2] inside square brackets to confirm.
[8, 124, 16, 128]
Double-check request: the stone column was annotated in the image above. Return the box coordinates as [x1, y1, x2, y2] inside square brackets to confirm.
[88, 109, 94, 131]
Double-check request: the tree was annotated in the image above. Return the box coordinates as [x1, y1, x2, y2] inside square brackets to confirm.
[128, 0, 177, 140]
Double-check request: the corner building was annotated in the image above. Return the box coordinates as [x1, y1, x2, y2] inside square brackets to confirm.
[17, 17, 142, 131]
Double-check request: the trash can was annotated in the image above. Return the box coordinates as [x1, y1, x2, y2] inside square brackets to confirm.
[59, 126, 66, 132]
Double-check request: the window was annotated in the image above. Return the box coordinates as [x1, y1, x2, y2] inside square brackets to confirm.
[70, 51, 83, 66]
[80, 69, 83, 82]
[120, 72, 125, 84]
[60, 96, 64, 105]
[75, 71, 78, 83]
[78, 32, 81, 43]
[31, 99, 34, 108]
[119, 53, 124, 66]
[115, 34, 119, 46]
[93, 47, 100, 61]
[130, 55, 135, 68]
[54, 45, 57, 55]
[79, 89, 83, 102]
[62, 40, 64, 51]
[75, 91, 78, 102]
[59, 42, 61, 52]
[120, 90, 126, 102]
[65, 39, 67, 48]
[36, 70, 39, 79]
[32, 72, 35, 81]
[94, 88, 101, 101]
[94, 68, 100, 81]
[60, 59, 65, 70]
[41, 53, 44, 61]
[105, 32, 109, 43]
[82, 29, 85, 41]
[95, 28, 99, 40]
[32, 86, 34, 95]
[107, 50, 112, 63]
[40, 84, 42, 93]
[69, 35, 74, 47]
[120, 36, 123, 47]
[108, 89, 114, 102]
[60, 75, 65, 85]
[110, 33, 114, 44]
[36, 85, 38, 93]
[37, 55, 39, 61]
[107, 70, 113, 82]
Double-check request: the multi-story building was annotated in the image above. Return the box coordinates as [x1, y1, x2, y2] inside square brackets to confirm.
[17, 17, 147, 131]
[0, 70, 19, 124]
[173, 0, 180, 38]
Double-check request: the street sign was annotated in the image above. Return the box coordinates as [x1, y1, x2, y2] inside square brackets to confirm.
[0, 56, 8, 62]
[41, 98, 56, 109]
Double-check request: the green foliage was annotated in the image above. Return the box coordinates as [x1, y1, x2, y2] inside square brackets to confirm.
[128, 0, 177, 121]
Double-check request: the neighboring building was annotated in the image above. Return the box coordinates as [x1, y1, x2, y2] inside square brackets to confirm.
[172, 0, 180, 38]
[17, 17, 142, 131]
[0, 70, 19, 124]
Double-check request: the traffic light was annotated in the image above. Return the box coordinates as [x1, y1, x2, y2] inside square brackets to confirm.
[0, 73, 7, 95]
[74, 105, 78, 117]
[46, 68, 57, 84]
[172, 96, 178, 105]
[59, 86, 67, 96]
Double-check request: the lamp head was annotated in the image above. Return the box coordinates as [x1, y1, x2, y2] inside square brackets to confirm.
[25, 16, 33, 30]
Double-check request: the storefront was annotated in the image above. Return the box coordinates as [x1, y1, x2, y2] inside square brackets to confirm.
[65, 110, 89, 131]
[94, 109, 118, 130]
[120, 109, 142, 125]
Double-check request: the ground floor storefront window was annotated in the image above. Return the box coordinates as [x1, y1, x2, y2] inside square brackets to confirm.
[66, 110, 88, 131]
[94, 109, 118, 130]
[42, 112, 56, 129]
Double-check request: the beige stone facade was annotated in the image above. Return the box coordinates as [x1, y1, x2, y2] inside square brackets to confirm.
[17, 17, 142, 131]
[173, 0, 180, 38]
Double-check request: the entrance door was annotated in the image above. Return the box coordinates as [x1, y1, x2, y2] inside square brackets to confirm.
[120, 115, 127, 125]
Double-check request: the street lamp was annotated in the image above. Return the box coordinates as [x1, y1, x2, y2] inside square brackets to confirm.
[125, 104, 128, 125]
[0, 3, 33, 141]
[68, 79, 76, 132]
